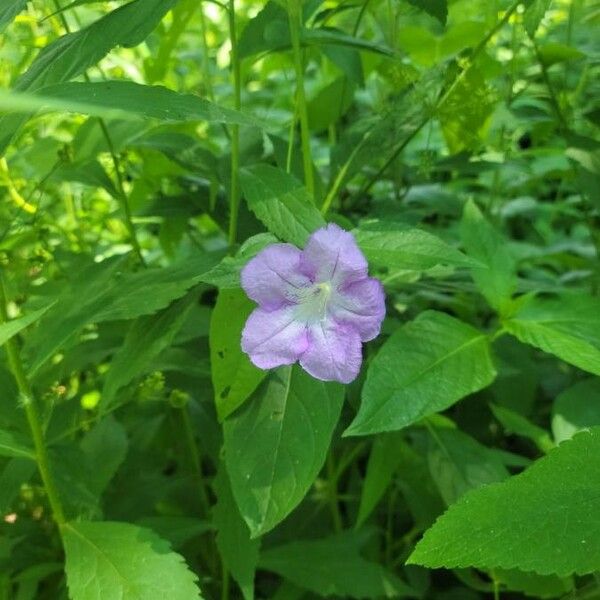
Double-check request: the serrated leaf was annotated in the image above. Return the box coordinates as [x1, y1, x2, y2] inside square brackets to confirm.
[260, 531, 416, 599]
[345, 311, 496, 435]
[240, 165, 325, 247]
[223, 366, 343, 537]
[409, 428, 600, 577]
[461, 200, 516, 313]
[504, 294, 600, 376]
[102, 293, 198, 407]
[354, 224, 476, 272]
[214, 467, 260, 600]
[0, 302, 55, 348]
[210, 289, 267, 421]
[552, 379, 600, 443]
[62, 520, 202, 600]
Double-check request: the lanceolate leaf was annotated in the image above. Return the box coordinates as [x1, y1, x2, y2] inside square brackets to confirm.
[62, 520, 202, 599]
[409, 428, 600, 577]
[504, 294, 600, 376]
[345, 311, 496, 435]
[240, 165, 325, 247]
[0, 302, 55, 348]
[0, 0, 27, 34]
[223, 366, 343, 537]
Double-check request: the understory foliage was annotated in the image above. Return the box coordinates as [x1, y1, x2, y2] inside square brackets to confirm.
[0, 0, 599, 598]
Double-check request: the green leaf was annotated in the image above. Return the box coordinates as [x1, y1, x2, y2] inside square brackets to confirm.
[345, 311, 496, 435]
[409, 428, 600, 577]
[552, 379, 600, 443]
[523, 0, 552, 37]
[260, 531, 416, 598]
[210, 289, 267, 421]
[504, 294, 600, 376]
[240, 165, 325, 247]
[0, 0, 178, 154]
[406, 0, 448, 25]
[0, 0, 27, 34]
[102, 293, 198, 407]
[0, 302, 55, 348]
[426, 427, 509, 505]
[356, 433, 405, 527]
[214, 467, 260, 600]
[354, 223, 476, 272]
[490, 403, 554, 453]
[538, 42, 584, 67]
[223, 366, 343, 537]
[24, 81, 261, 128]
[0, 429, 35, 460]
[201, 234, 277, 290]
[0, 458, 36, 514]
[460, 200, 516, 313]
[494, 569, 573, 599]
[27, 252, 220, 375]
[62, 520, 202, 600]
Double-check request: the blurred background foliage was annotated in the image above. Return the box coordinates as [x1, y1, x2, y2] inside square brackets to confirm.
[0, 0, 599, 598]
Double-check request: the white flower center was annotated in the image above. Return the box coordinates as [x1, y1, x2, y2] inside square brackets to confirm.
[293, 281, 335, 324]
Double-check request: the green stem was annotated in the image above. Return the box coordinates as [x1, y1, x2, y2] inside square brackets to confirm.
[227, 0, 242, 247]
[287, 0, 315, 198]
[0, 272, 66, 527]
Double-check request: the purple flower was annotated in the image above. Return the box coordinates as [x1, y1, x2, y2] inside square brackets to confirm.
[240, 224, 386, 384]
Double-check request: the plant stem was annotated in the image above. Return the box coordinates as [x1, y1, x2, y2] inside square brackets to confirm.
[287, 0, 315, 198]
[227, 0, 242, 247]
[0, 271, 66, 526]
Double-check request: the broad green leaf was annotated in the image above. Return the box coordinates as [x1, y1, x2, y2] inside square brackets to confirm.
[27, 252, 220, 375]
[240, 165, 325, 247]
[406, 0, 448, 25]
[307, 77, 354, 133]
[62, 520, 202, 600]
[552, 379, 600, 443]
[409, 428, 600, 577]
[345, 311, 496, 435]
[260, 531, 416, 598]
[494, 569, 573, 599]
[538, 43, 584, 67]
[0, 0, 27, 34]
[460, 200, 516, 313]
[210, 289, 267, 421]
[0, 0, 178, 154]
[102, 293, 197, 407]
[135, 517, 212, 548]
[0, 302, 55, 348]
[356, 433, 405, 527]
[354, 223, 476, 272]
[25, 81, 261, 128]
[524, 0, 552, 36]
[504, 294, 600, 376]
[490, 403, 554, 453]
[223, 366, 343, 537]
[0, 430, 35, 460]
[214, 467, 260, 600]
[427, 427, 509, 505]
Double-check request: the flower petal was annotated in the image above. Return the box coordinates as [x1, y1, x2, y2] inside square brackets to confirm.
[241, 243, 312, 310]
[301, 223, 367, 285]
[299, 321, 362, 384]
[241, 306, 308, 370]
[330, 277, 386, 342]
